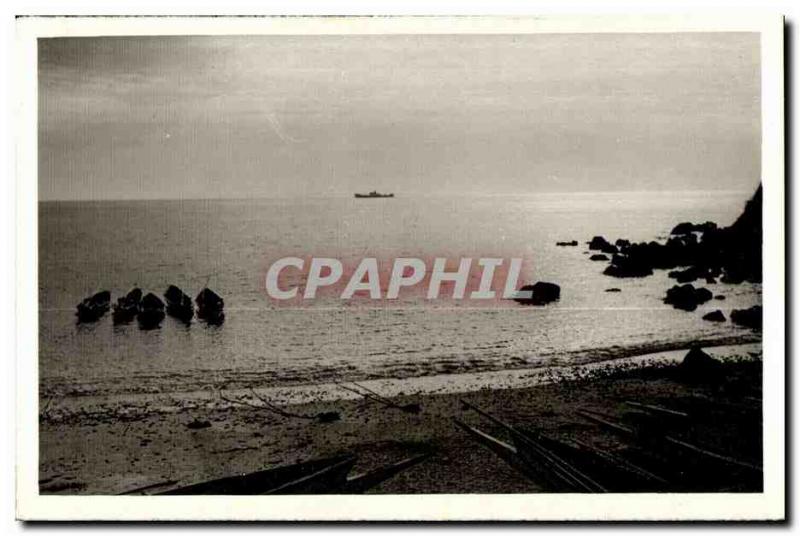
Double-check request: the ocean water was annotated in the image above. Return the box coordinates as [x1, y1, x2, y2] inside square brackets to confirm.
[39, 191, 761, 399]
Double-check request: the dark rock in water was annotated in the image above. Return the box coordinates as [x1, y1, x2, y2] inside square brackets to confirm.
[671, 221, 718, 235]
[702, 310, 726, 322]
[679, 346, 723, 382]
[556, 240, 578, 247]
[615, 239, 631, 250]
[589, 254, 609, 261]
[731, 305, 762, 331]
[164, 285, 194, 323]
[603, 254, 654, 278]
[605, 288, 622, 292]
[196, 288, 225, 324]
[671, 222, 696, 235]
[186, 419, 211, 430]
[113, 287, 142, 324]
[138, 292, 166, 330]
[513, 282, 561, 305]
[663, 284, 713, 311]
[714, 295, 726, 300]
[591, 185, 761, 285]
[76, 291, 111, 323]
[588, 236, 617, 254]
[696, 221, 718, 233]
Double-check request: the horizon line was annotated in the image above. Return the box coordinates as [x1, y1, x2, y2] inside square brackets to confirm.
[38, 187, 757, 203]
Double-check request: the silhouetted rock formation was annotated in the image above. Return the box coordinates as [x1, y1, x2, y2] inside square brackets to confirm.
[556, 240, 578, 246]
[138, 293, 166, 330]
[663, 284, 713, 311]
[679, 346, 723, 382]
[113, 288, 142, 324]
[588, 236, 617, 254]
[589, 254, 609, 261]
[165, 285, 194, 323]
[76, 291, 111, 323]
[671, 221, 718, 235]
[605, 288, 621, 292]
[514, 282, 561, 305]
[603, 253, 653, 278]
[702, 310, 726, 322]
[594, 184, 762, 284]
[731, 305, 762, 331]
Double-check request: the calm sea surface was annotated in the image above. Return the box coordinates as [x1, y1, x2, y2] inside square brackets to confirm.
[39, 192, 761, 398]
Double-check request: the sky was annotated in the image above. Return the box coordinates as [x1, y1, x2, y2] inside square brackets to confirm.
[38, 33, 761, 200]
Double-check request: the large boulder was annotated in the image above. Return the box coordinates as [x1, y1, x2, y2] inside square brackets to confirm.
[663, 284, 713, 311]
[514, 282, 561, 306]
[671, 221, 718, 235]
[671, 222, 696, 235]
[679, 346, 723, 382]
[588, 236, 617, 254]
[731, 305, 762, 331]
[603, 254, 654, 278]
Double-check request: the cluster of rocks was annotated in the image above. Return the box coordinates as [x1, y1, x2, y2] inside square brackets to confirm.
[588, 185, 762, 284]
[575, 185, 763, 331]
[76, 286, 225, 329]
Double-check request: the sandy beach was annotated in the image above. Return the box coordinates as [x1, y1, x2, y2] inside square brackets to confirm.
[40, 342, 762, 495]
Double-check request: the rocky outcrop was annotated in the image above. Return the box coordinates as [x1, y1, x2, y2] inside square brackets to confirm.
[678, 346, 723, 382]
[663, 284, 713, 311]
[671, 221, 718, 235]
[603, 254, 653, 278]
[514, 282, 561, 305]
[589, 254, 609, 261]
[731, 305, 762, 331]
[556, 240, 578, 247]
[588, 236, 617, 255]
[590, 185, 762, 285]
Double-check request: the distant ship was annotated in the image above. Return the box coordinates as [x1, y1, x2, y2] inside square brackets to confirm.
[354, 190, 394, 199]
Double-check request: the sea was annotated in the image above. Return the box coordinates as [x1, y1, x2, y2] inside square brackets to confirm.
[39, 191, 762, 401]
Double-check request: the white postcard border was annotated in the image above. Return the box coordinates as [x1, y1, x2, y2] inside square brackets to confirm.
[15, 14, 785, 521]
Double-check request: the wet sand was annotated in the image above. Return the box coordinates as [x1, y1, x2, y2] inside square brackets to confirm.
[39, 343, 762, 495]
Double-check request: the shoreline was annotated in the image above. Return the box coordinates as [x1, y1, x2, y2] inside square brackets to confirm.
[40, 337, 761, 424]
[39, 331, 760, 409]
[40, 341, 762, 495]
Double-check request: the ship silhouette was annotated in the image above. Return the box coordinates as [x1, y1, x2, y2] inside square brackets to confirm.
[354, 190, 394, 199]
